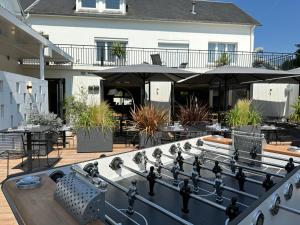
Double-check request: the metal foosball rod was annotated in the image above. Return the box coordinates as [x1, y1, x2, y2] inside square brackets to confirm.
[71, 165, 193, 225]
[120, 163, 227, 211]
[204, 142, 300, 164]
[146, 159, 259, 200]
[202, 157, 284, 178]
[162, 153, 263, 185]
[192, 145, 286, 169]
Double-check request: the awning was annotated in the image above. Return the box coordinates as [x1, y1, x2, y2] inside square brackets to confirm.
[93, 64, 197, 83]
[0, 6, 72, 63]
[178, 66, 295, 85]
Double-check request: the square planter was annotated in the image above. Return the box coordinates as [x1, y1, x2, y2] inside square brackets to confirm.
[139, 132, 161, 149]
[77, 127, 113, 153]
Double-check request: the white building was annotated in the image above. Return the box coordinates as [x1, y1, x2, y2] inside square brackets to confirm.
[0, 0, 72, 130]
[14, 0, 299, 119]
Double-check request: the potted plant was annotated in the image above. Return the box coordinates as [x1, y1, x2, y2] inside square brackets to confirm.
[27, 111, 63, 155]
[290, 97, 300, 124]
[111, 41, 126, 66]
[131, 105, 168, 148]
[226, 99, 262, 131]
[177, 96, 209, 126]
[65, 90, 116, 152]
[216, 53, 230, 67]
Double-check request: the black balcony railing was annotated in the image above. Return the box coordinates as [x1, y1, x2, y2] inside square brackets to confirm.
[23, 44, 297, 70]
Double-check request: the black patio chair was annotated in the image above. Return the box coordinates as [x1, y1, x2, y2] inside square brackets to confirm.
[150, 54, 188, 68]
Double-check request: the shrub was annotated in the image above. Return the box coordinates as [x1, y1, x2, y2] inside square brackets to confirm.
[290, 97, 300, 123]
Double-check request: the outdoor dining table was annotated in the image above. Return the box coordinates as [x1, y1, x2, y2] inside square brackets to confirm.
[160, 126, 186, 141]
[59, 125, 73, 148]
[1, 125, 50, 171]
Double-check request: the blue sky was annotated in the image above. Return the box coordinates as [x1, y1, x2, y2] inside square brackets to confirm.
[220, 0, 299, 53]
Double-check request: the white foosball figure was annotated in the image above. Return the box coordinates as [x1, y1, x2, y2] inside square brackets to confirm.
[191, 166, 199, 193]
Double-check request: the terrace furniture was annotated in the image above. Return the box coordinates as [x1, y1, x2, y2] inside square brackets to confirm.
[150, 54, 188, 68]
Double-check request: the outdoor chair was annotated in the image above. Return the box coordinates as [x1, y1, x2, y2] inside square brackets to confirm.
[150, 54, 188, 68]
[0, 133, 26, 177]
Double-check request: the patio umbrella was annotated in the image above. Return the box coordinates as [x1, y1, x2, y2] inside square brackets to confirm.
[178, 66, 295, 117]
[92, 64, 197, 115]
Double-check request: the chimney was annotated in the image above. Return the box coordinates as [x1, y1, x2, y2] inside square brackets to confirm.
[191, 1, 197, 14]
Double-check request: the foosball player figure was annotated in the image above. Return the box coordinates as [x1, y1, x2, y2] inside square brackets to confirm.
[230, 156, 236, 174]
[180, 179, 191, 214]
[171, 160, 180, 186]
[155, 154, 163, 179]
[193, 156, 202, 176]
[147, 166, 157, 196]
[127, 180, 138, 215]
[233, 149, 239, 161]
[225, 197, 240, 222]
[191, 166, 199, 193]
[250, 146, 258, 160]
[176, 151, 184, 172]
[141, 150, 148, 173]
[235, 167, 246, 191]
[214, 173, 224, 204]
[285, 158, 295, 174]
[262, 174, 275, 192]
[212, 161, 223, 176]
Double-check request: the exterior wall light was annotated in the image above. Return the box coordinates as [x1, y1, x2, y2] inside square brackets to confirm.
[27, 81, 33, 94]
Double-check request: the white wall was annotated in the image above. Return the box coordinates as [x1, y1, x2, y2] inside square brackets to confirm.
[251, 82, 299, 118]
[0, 55, 23, 75]
[28, 15, 253, 52]
[0, 71, 48, 130]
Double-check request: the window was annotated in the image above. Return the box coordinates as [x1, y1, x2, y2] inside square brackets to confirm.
[0, 80, 3, 92]
[208, 42, 237, 64]
[24, 93, 26, 103]
[157, 42, 189, 67]
[39, 86, 42, 94]
[16, 82, 20, 93]
[17, 104, 20, 113]
[10, 92, 13, 104]
[10, 115, 13, 128]
[24, 114, 27, 121]
[82, 0, 96, 8]
[0, 105, 4, 118]
[105, 0, 120, 9]
[34, 94, 37, 103]
[88, 85, 100, 94]
[96, 40, 127, 62]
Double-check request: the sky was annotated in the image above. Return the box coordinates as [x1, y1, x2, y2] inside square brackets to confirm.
[220, 0, 299, 53]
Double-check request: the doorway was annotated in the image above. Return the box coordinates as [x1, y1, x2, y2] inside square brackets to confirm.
[47, 79, 65, 119]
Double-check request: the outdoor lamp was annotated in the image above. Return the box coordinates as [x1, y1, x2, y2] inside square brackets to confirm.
[27, 81, 33, 94]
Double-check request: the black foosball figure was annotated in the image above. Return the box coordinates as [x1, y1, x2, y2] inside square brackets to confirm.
[180, 179, 191, 214]
[285, 158, 295, 174]
[262, 174, 275, 192]
[193, 156, 202, 176]
[235, 167, 246, 191]
[191, 166, 199, 193]
[176, 151, 184, 172]
[250, 146, 258, 160]
[171, 161, 180, 186]
[212, 161, 223, 176]
[214, 173, 224, 204]
[225, 197, 240, 222]
[127, 180, 138, 215]
[154, 154, 163, 179]
[233, 149, 239, 161]
[230, 156, 236, 174]
[147, 166, 157, 196]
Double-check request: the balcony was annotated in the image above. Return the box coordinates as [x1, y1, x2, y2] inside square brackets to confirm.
[23, 44, 297, 70]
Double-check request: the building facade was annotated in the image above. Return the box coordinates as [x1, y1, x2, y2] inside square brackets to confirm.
[17, 0, 299, 119]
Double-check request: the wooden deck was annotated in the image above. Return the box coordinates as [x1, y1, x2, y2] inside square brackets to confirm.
[0, 142, 135, 225]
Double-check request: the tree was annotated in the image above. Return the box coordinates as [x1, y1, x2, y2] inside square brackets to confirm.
[280, 44, 300, 70]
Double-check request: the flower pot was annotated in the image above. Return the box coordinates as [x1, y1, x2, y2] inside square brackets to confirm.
[139, 132, 161, 149]
[77, 127, 113, 153]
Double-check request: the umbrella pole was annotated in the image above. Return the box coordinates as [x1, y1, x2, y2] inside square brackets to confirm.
[171, 81, 175, 120]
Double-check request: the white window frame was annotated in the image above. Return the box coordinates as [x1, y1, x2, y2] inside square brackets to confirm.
[103, 0, 123, 13]
[95, 38, 128, 63]
[0, 80, 3, 92]
[208, 42, 238, 64]
[77, 0, 99, 12]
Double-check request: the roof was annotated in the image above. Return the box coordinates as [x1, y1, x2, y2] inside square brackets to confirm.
[289, 67, 300, 74]
[19, 0, 260, 25]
